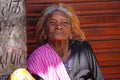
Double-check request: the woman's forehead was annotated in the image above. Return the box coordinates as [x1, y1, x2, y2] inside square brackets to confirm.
[48, 10, 70, 20]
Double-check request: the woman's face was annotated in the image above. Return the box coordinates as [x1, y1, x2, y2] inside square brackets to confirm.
[46, 10, 72, 41]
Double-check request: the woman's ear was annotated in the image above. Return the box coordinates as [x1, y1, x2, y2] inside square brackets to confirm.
[69, 26, 73, 40]
[69, 29, 73, 39]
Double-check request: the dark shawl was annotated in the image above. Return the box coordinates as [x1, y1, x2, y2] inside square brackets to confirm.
[68, 40, 105, 80]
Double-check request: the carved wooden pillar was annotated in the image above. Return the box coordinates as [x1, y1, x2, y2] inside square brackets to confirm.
[0, 0, 27, 79]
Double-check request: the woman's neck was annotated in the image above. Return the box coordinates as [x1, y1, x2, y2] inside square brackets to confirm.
[48, 40, 71, 62]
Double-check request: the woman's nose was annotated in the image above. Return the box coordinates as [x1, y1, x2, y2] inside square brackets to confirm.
[56, 23, 62, 29]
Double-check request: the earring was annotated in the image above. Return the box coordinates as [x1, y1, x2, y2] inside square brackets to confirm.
[70, 34, 72, 39]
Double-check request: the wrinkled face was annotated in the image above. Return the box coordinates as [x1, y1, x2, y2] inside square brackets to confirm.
[46, 10, 72, 41]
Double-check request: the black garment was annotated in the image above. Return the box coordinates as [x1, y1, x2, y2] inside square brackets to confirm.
[68, 40, 105, 80]
[32, 74, 44, 80]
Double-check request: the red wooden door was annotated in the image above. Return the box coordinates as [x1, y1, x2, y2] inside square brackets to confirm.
[26, 0, 120, 79]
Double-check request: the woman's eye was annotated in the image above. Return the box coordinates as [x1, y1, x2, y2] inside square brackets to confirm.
[62, 22, 69, 26]
[50, 21, 55, 23]
[49, 21, 56, 25]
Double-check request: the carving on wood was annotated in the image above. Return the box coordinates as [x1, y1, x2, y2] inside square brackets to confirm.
[0, 0, 27, 79]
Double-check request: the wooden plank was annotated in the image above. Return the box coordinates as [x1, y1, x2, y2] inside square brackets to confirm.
[27, 44, 40, 56]
[89, 41, 120, 49]
[78, 10, 120, 16]
[25, 1, 120, 80]
[81, 23, 120, 29]
[96, 53, 120, 62]
[26, 1, 120, 16]
[101, 66, 120, 75]
[79, 15, 120, 24]
[99, 61, 120, 67]
[27, 31, 36, 38]
[83, 28, 120, 37]
[26, 0, 120, 4]
[86, 35, 120, 41]
[26, 1, 120, 12]
[104, 74, 120, 80]
[26, 18, 38, 26]
[26, 17, 38, 25]
[71, 1, 120, 11]
[27, 38, 36, 44]
[94, 48, 120, 54]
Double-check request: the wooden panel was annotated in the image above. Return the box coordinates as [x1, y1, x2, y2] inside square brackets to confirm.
[90, 41, 120, 49]
[26, 18, 38, 26]
[102, 67, 120, 79]
[99, 61, 120, 67]
[96, 53, 120, 62]
[81, 23, 120, 29]
[26, 1, 120, 17]
[83, 28, 120, 41]
[26, 0, 120, 79]
[94, 48, 120, 53]
[104, 74, 120, 80]
[79, 15, 120, 24]
[26, 0, 120, 4]
[71, 2, 120, 11]
[27, 44, 39, 57]
[102, 66, 120, 75]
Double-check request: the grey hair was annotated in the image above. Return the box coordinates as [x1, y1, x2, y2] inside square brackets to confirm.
[36, 3, 85, 44]
[43, 4, 72, 18]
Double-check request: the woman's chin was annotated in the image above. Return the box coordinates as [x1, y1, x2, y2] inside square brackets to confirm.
[53, 37, 68, 41]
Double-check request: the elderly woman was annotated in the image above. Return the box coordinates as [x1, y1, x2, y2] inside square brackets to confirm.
[27, 3, 105, 80]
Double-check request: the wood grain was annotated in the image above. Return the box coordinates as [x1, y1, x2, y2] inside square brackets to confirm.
[26, 0, 120, 79]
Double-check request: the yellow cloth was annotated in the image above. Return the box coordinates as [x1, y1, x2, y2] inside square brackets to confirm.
[10, 68, 35, 80]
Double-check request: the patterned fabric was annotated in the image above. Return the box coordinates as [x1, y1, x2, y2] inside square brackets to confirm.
[10, 68, 35, 80]
[27, 43, 71, 80]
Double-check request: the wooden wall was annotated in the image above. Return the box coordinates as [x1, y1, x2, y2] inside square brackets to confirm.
[25, 0, 120, 79]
